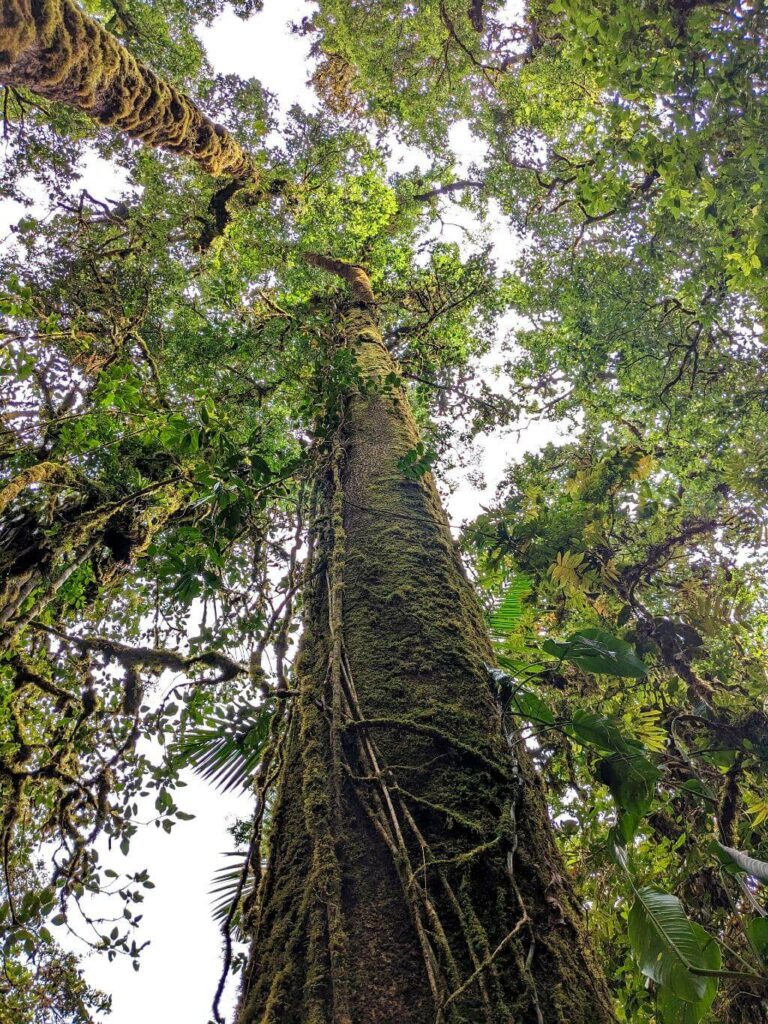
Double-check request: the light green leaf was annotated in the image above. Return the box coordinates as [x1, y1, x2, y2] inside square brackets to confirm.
[489, 575, 533, 639]
[655, 922, 721, 1023]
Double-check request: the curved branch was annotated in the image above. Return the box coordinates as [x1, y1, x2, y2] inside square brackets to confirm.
[31, 622, 248, 681]
[0, 0, 255, 179]
[304, 252, 376, 305]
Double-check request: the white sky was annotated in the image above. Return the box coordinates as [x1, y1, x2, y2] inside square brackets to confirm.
[1, 2, 568, 1020]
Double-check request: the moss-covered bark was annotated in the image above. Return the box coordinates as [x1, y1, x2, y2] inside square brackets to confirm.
[237, 262, 618, 1024]
[0, 0, 253, 177]
[0, 461, 79, 517]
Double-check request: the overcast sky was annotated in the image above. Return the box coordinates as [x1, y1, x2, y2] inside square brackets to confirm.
[2, 2, 566, 1020]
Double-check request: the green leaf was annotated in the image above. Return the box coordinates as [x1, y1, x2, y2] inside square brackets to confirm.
[544, 628, 647, 677]
[679, 778, 716, 803]
[716, 843, 768, 883]
[746, 918, 768, 961]
[628, 887, 721, 1004]
[176, 701, 272, 792]
[209, 851, 255, 940]
[565, 710, 658, 839]
[597, 750, 659, 842]
[487, 666, 554, 724]
[511, 688, 555, 725]
[655, 921, 721, 1022]
[567, 709, 630, 752]
[489, 575, 533, 640]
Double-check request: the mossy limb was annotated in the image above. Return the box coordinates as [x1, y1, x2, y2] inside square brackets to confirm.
[0, 0, 254, 177]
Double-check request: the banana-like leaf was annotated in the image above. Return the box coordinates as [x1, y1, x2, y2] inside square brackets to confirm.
[176, 701, 272, 792]
[544, 627, 647, 677]
[655, 920, 722, 1023]
[716, 843, 768, 883]
[628, 886, 721, 1005]
[489, 575, 533, 639]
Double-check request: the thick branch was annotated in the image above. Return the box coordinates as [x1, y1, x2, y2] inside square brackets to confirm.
[304, 252, 376, 305]
[0, 460, 82, 516]
[32, 622, 248, 680]
[412, 179, 485, 202]
[468, 0, 485, 33]
[0, 0, 254, 178]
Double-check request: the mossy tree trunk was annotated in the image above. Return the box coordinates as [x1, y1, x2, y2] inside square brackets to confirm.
[237, 259, 617, 1024]
[0, 0, 253, 177]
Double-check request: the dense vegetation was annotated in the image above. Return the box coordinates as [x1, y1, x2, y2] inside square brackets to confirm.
[0, 1, 766, 1022]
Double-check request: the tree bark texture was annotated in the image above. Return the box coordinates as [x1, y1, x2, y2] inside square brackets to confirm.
[237, 264, 617, 1024]
[0, 0, 253, 177]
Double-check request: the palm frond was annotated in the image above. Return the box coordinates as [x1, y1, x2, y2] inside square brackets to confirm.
[176, 700, 272, 792]
[210, 851, 255, 939]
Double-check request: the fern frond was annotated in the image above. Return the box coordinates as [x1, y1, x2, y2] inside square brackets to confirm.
[489, 574, 533, 640]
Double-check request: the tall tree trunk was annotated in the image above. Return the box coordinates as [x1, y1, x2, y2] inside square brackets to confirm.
[237, 259, 617, 1024]
[0, 0, 253, 177]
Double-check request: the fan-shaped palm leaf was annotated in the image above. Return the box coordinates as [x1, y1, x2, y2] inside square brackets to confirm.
[176, 701, 272, 792]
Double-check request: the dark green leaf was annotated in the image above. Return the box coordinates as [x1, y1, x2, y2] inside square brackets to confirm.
[512, 688, 555, 725]
[544, 628, 647, 677]
[176, 701, 273, 792]
[628, 887, 721, 1004]
[746, 918, 768, 961]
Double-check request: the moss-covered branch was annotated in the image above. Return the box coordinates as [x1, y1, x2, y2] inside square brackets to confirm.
[0, 461, 82, 516]
[0, 0, 255, 178]
[31, 621, 248, 680]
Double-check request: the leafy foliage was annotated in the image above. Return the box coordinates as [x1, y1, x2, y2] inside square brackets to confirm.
[627, 886, 721, 1019]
